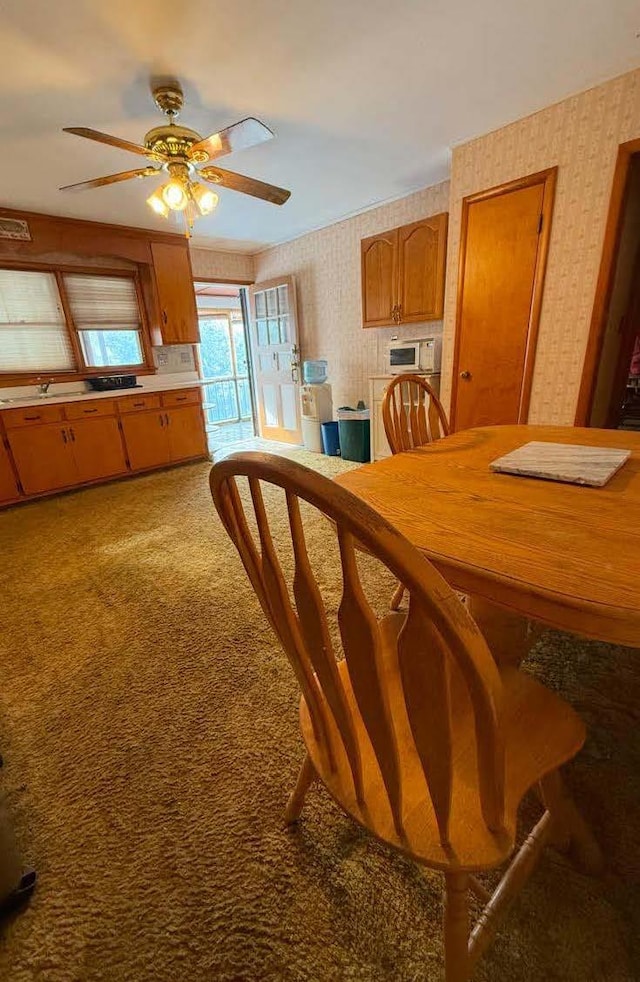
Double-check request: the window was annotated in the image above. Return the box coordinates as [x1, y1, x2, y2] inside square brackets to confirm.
[0, 270, 74, 372]
[63, 274, 144, 369]
[0, 267, 149, 379]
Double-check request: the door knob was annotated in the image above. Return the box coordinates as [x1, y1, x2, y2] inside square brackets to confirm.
[460, 370, 472, 380]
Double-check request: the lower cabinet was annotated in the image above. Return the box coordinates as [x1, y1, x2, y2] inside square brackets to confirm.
[119, 411, 170, 471]
[7, 423, 78, 495]
[120, 404, 208, 471]
[166, 405, 208, 462]
[69, 417, 128, 484]
[0, 387, 208, 506]
[0, 438, 20, 503]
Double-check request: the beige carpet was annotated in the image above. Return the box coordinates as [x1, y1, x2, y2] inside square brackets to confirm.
[0, 454, 638, 981]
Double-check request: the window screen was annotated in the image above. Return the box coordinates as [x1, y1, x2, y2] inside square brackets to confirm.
[0, 269, 74, 372]
[64, 273, 144, 368]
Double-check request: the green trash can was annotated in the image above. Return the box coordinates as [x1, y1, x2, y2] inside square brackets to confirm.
[337, 409, 371, 463]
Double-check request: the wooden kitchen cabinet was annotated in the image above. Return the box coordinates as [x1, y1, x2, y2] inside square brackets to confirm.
[69, 417, 127, 484]
[7, 423, 76, 495]
[151, 242, 199, 344]
[0, 437, 20, 503]
[166, 405, 208, 462]
[361, 213, 447, 328]
[361, 229, 398, 328]
[120, 411, 170, 472]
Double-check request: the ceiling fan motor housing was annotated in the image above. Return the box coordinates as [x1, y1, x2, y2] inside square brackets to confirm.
[143, 124, 208, 162]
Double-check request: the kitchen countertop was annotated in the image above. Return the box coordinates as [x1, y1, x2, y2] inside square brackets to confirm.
[0, 377, 203, 411]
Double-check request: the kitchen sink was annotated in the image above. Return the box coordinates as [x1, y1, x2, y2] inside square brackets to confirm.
[0, 391, 87, 405]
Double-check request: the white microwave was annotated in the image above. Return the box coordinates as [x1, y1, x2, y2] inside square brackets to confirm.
[386, 337, 442, 375]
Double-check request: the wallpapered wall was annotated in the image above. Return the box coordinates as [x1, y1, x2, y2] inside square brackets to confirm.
[442, 68, 640, 424]
[190, 247, 254, 283]
[253, 184, 450, 409]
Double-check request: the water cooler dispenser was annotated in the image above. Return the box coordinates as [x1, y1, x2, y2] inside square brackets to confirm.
[301, 361, 333, 452]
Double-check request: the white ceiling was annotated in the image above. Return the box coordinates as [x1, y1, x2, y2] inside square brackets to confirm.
[1, 0, 638, 253]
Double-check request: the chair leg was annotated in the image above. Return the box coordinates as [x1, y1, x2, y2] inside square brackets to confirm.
[539, 769, 605, 875]
[284, 753, 316, 826]
[443, 872, 470, 982]
[390, 581, 405, 611]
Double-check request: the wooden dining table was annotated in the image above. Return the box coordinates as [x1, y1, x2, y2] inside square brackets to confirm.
[334, 425, 640, 664]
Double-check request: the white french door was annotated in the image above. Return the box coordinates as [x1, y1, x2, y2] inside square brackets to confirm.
[248, 275, 302, 444]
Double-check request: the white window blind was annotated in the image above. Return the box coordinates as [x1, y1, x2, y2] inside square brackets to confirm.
[63, 273, 144, 368]
[0, 269, 74, 372]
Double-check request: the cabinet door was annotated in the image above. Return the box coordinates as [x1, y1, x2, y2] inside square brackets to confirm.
[68, 417, 128, 484]
[151, 242, 199, 344]
[361, 229, 398, 328]
[397, 214, 448, 323]
[166, 405, 208, 462]
[120, 412, 170, 471]
[7, 424, 76, 495]
[0, 438, 20, 503]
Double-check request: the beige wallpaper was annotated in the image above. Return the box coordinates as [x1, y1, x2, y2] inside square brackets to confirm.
[254, 184, 450, 409]
[442, 68, 640, 424]
[190, 246, 254, 283]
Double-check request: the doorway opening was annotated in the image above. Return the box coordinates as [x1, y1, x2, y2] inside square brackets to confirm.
[588, 153, 640, 430]
[193, 281, 256, 453]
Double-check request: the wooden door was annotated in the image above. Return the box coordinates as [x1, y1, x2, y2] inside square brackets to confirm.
[166, 405, 208, 462]
[248, 276, 302, 445]
[398, 214, 447, 323]
[0, 438, 20, 503]
[69, 417, 128, 483]
[7, 424, 76, 495]
[120, 412, 170, 471]
[452, 170, 556, 431]
[361, 229, 398, 327]
[151, 242, 199, 344]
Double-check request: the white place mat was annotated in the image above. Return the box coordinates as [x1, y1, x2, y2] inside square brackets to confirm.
[490, 441, 631, 487]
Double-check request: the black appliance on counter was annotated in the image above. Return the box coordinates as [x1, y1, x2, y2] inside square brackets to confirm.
[87, 375, 142, 392]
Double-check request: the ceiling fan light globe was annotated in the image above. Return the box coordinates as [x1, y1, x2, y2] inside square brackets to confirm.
[192, 182, 219, 216]
[146, 189, 169, 218]
[162, 179, 188, 211]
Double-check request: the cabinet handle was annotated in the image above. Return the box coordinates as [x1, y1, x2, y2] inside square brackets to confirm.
[176, 395, 187, 402]
[24, 414, 41, 421]
[162, 310, 168, 325]
[165, 413, 170, 426]
[84, 408, 98, 414]
[69, 427, 75, 442]
[159, 414, 165, 427]
[61, 428, 67, 444]
[460, 370, 472, 380]
[133, 401, 144, 408]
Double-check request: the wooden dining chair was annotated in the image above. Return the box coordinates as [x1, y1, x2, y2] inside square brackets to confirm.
[382, 372, 449, 454]
[210, 451, 600, 982]
[382, 373, 450, 610]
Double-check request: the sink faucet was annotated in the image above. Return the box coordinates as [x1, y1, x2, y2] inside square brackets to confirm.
[36, 378, 54, 395]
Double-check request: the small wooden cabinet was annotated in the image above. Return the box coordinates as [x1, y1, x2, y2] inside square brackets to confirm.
[361, 213, 448, 328]
[7, 422, 77, 495]
[166, 404, 208, 461]
[69, 417, 128, 484]
[120, 411, 170, 471]
[151, 242, 199, 344]
[0, 437, 20, 503]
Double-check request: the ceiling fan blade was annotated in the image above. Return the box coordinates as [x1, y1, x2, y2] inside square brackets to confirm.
[200, 165, 290, 205]
[59, 167, 159, 192]
[63, 127, 156, 158]
[189, 117, 274, 162]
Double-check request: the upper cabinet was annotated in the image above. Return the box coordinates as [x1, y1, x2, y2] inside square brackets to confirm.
[361, 213, 448, 328]
[150, 242, 200, 344]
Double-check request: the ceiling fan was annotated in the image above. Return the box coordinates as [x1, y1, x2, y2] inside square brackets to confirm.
[60, 80, 291, 234]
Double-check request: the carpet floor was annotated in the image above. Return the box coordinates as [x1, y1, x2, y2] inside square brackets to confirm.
[0, 454, 638, 981]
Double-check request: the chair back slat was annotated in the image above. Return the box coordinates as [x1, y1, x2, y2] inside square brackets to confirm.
[286, 492, 364, 801]
[397, 598, 453, 843]
[210, 452, 505, 846]
[337, 527, 405, 838]
[383, 374, 449, 453]
[247, 477, 337, 768]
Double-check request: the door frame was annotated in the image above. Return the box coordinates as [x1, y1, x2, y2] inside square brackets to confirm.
[449, 167, 557, 430]
[575, 138, 640, 426]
